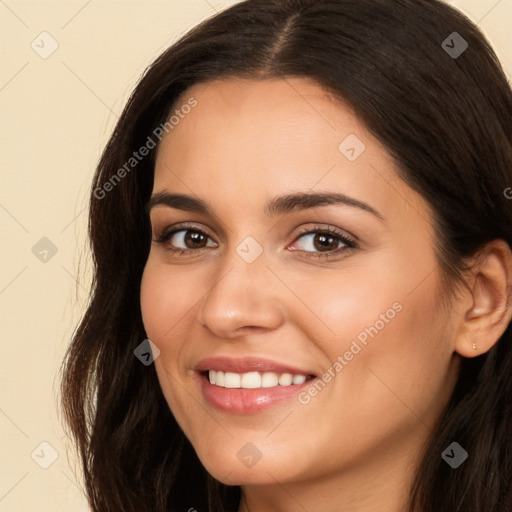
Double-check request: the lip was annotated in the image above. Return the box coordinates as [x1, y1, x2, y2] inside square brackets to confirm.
[195, 356, 316, 376]
[195, 356, 318, 415]
[199, 373, 315, 414]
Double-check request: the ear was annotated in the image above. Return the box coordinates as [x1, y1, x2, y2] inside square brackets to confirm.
[454, 239, 512, 358]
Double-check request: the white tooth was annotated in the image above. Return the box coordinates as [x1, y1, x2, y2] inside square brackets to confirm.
[292, 374, 306, 384]
[224, 372, 241, 388]
[215, 371, 225, 387]
[278, 373, 293, 386]
[241, 372, 262, 389]
[261, 372, 279, 387]
[211, 370, 308, 388]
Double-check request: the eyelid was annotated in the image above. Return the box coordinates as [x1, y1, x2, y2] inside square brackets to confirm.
[291, 224, 357, 246]
[153, 222, 216, 243]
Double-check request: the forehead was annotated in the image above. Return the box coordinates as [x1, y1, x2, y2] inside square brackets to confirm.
[152, 77, 427, 225]
[156, 77, 360, 158]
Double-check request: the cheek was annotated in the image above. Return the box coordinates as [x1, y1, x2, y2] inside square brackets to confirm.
[293, 256, 451, 428]
[140, 266, 169, 340]
[140, 262, 199, 434]
[303, 242, 445, 367]
[337, 275, 453, 433]
[279, 261, 405, 351]
[140, 261, 197, 342]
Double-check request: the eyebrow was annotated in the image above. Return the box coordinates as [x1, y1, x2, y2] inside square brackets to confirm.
[145, 191, 385, 221]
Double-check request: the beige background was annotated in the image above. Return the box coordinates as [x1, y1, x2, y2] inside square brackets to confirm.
[0, 1, 510, 510]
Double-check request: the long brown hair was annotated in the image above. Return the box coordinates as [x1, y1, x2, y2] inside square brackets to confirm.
[60, 1, 512, 510]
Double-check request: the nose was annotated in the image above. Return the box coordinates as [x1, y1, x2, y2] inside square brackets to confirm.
[198, 247, 286, 339]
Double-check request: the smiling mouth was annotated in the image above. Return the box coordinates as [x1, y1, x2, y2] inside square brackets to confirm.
[203, 370, 315, 389]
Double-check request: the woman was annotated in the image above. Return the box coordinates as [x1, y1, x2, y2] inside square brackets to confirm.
[60, 0, 512, 511]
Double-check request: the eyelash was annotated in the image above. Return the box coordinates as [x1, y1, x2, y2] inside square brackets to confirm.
[153, 223, 357, 260]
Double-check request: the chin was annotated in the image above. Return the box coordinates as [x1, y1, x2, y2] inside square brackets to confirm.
[194, 443, 306, 486]
[206, 463, 285, 486]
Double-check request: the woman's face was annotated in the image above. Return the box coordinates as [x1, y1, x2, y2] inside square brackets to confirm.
[140, 77, 460, 487]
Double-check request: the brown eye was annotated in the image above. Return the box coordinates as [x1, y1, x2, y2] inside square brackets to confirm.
[312, 233, 340, 252]
[154, 226, 217, 253]
[291, 227, 355, 255]
[182, 230, 208, 248]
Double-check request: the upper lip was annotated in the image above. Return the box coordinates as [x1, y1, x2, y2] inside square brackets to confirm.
[195, 356, 316, 376]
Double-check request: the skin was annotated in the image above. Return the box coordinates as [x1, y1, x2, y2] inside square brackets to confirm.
[140, 77, 512, 512]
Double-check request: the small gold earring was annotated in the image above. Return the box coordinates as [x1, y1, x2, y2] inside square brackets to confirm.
[472, 342, 477, 351]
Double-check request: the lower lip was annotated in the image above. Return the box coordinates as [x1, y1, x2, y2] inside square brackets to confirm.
[199, 372, 315, 414]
